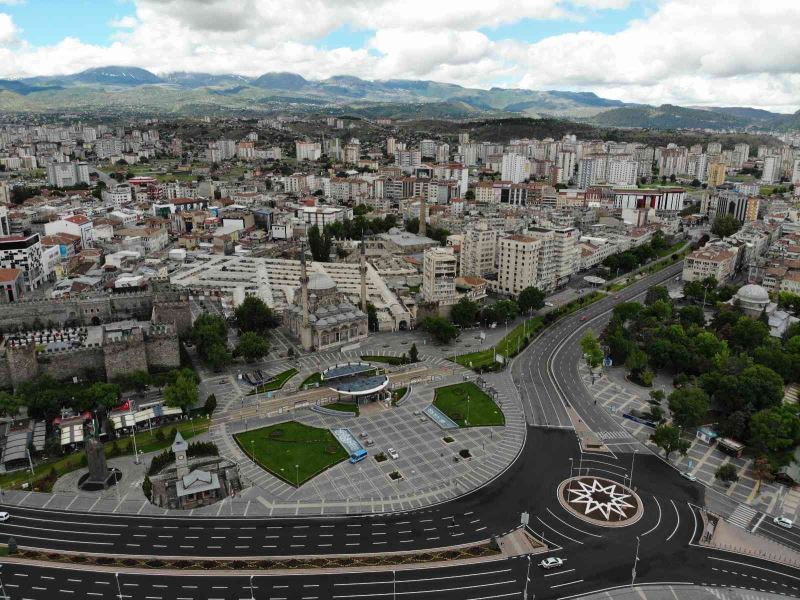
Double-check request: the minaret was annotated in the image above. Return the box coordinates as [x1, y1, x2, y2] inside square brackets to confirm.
[418, 196, 427, 237]
[300, 243, 310, 331]
[298, 243, 314, 350]
[359, 235, 368, 313]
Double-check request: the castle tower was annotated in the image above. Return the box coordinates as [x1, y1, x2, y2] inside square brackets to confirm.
[172, 431, 189, 480]
[418, 196, 427, 237]
[359, 236, 368, 313]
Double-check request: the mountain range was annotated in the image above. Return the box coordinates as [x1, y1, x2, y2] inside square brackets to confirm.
[0, 66, 798, 131]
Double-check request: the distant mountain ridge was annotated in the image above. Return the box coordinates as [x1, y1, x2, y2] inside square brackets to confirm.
[0, 66, 796, 131]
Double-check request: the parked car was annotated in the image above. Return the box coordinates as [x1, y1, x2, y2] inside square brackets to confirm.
[774, 516, 793, 529]
[680, 471, 697, 482]
[387, 448, 399, 460]
[539, 557, 564, 569]
[544, 302, 554, 307]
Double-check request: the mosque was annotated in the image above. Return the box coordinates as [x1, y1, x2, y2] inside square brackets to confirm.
[283, 243, 369, 352]
[730, 283, 798, 337]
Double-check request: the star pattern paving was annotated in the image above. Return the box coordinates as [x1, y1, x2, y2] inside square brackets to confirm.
[567, 478, 636, 521]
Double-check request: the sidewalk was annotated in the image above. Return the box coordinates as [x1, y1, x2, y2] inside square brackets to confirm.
[702, 513, 800, 569]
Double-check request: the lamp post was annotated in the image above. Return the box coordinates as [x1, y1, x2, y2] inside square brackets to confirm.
[631, 536, 640, 588]
[249, 575, 255, 600]
[115, 572, 123, 600]
[466, 393, 470, 426]
[393, 569, 396, 600]
[295, 464, 299, 487]
[630, 450, 637, 489]
[129, 410, 140, 465]
[250, 440, 255, 462]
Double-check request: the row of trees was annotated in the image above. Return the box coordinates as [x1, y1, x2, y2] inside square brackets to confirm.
[423, 286, 547, 345]
[604, 283, 800, 469]
[600, 230, 671, 278]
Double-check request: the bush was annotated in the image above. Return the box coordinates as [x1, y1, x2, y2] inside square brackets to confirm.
[459, 449, 472, 459]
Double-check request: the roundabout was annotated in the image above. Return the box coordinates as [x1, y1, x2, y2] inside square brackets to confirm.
[557, 475, 643, 527]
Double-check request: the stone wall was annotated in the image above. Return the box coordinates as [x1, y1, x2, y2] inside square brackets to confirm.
[38, 347, 105, 382]
[6, 345, 38, 389]
[151, 298, 192, 337]
[145, 332, 181, 370]
[103, 331, 149, 381]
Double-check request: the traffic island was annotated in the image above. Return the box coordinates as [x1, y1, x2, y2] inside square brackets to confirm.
[557, 476, 643, 527]
[234, 421, 348, 487]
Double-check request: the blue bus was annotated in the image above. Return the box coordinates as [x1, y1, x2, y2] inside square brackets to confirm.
[349, 449, 367, 464]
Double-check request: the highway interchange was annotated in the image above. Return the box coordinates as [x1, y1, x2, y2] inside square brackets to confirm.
[2, 262, 800, 599]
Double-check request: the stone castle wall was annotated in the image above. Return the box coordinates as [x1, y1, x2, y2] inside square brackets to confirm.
[39, 346, 105, 382]
[103, 329, 150, 381]
[145, 331, 181, 371]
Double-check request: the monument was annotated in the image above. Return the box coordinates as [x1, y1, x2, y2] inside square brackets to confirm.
[78, 421, 121, 491]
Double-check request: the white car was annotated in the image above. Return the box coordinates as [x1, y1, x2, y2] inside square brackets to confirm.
[774, 516, 793, 529]
[0, 512, 10, 522]
[544, 302, 554, 307]
[680, 471, 697, 482]
[539, 557, 564, 569]
[387, 448, 399, 460]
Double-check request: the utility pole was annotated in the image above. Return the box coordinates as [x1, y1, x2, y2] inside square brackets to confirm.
[0, 564, 8, 600]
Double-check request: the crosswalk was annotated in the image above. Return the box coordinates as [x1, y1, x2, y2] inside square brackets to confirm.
[729, 504, 758, 529]
[596, 430, 634, 440]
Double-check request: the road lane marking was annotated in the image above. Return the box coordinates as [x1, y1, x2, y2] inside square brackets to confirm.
[536, 517, 583, 545]
[666, 499, 680, 541]
[709, 557, 800, 582]
[550, 579, 584, 588]
[544, 568, 576, 577]
[641, 496, 662, 537]
[545, 508, 601, 538]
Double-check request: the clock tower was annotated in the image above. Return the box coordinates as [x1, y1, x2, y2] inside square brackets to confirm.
[172, 431, 189, 480]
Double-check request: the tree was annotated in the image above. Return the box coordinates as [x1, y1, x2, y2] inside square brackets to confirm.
[488, 299, 519, 325]
[580, 331, 604, 369]
[749, 405, 800, 463]
[667, 386, 709, 429]
[422, 316, 458, 345]
[651, 424, 690, 460]
[679, 305, 706, 328]
[234, 296, 278, 333]
[142, 475, 152, 500]
[0, 391, 20, 418]
[204, 394, 217, 415]
[715, 463, 739, 484]
[645, 286, 670, 306]
[752, 456, 774, 486]
[711, 214, 742, 238]
[517, 286, 545, 313]
[730, 317, 770, 352]
[85, 382, 121, 411]
[235, 332, 270, 362]
[164, 373, 199, 413]
[450, 297, 479, 328]
[191, 313, 228, 360]
[307, 225, 331, 262]
[625, 348, 648, 378]
[409, 343, 419, 363]
[739, 364, 785, 411]
[366, 302, 379, 332]
[206, 343, 232, 371]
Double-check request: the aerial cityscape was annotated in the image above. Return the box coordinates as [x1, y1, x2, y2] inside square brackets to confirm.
[0, 1, 799, 599]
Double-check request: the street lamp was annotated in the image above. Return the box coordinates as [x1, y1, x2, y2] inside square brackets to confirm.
[249, 575, 256, 600]
[250, 440, 255, 462]
[393, 569, 396, 600]
[631, 536, 640, 588]
[129, 409, 140, 465]
[466, 393, 470, 426]
[630, 450, 637, 489]
[115, 572, 124, 600]
[295, 464, 299, 487]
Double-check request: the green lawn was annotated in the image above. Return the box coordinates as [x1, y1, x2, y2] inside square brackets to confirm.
[391, 387, 408, 405]
[248, 368, 298, 395]
[433, 382, 505, 427]
[300, 372, 323, 389]
[453, 316, 545, 370]
[234, 421, 348, 486]
[325, 402, 359, 416]
[0, 417, 210, 491]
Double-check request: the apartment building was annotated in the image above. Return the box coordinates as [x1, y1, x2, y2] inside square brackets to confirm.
[0, 234, 44, 290]
[422, 247, 458, 303]
[525, 226, 579, 291]
[46, 161, 90, 187]
[460, 222, 498, 278]
[682, 244, 738, 282]
[497, 235, 541, 296]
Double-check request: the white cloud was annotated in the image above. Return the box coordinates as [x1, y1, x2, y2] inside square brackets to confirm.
[109, 15, 138, 28]
[0, 0, 797, 111]
[0, 13, 17, 44]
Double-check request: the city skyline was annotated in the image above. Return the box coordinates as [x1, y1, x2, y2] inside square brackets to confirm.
[0, 0, 798, 112]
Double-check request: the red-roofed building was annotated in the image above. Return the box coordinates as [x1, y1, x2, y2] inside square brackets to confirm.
[0, 268, 23, 303]
[44, 215, 93, 249]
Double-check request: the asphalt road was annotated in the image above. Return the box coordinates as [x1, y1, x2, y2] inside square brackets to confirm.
[2, 261, 800, 598]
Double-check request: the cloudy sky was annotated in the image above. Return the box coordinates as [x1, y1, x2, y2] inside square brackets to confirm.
[0, 0, 798, 112]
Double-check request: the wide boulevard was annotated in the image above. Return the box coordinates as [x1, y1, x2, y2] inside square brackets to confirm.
[2, 262, 800, 599]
